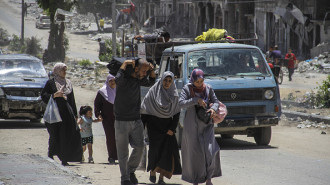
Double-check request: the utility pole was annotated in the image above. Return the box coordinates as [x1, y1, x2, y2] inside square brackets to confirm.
[112, 0, 116, 57]
[21, 0, 24, 45]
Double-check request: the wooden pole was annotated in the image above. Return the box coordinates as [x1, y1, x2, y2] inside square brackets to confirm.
[112, 0, 116, 57]
[21, 0, 24, 45]
[121, 29, 125, 57]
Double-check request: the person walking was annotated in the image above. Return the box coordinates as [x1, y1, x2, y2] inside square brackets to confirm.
[179, 69, 222, 185]
[115, 59, 156, 185]
[98, 38, 106, 60]
[41, 62, 82, 166]
[77, 106, 101, 163]
[140, 71, 182, 184]
[285, 48, 296, 81]
[94, 74, 118, 164]
[269, 45, 282, 83]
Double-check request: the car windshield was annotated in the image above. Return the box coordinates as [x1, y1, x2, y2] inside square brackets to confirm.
[41, 17, 50, 23]
[0, 59, 47, 78]
[187, 48, 271, 78]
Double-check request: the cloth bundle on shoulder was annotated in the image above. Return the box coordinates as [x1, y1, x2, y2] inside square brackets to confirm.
[106, 57, 138, 76]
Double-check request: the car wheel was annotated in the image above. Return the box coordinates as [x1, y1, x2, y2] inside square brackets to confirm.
[254, 127, 272, 145]
[30, 118, 41, 123]
[221, 134, 234, 139]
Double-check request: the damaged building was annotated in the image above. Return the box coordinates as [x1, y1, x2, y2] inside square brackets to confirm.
[132, 0, 330, 59]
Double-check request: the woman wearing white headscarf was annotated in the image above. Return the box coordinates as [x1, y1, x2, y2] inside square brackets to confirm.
[94, 74, 117, 164]
[141, 71, 182, 184]
[41, 62, 82, 166]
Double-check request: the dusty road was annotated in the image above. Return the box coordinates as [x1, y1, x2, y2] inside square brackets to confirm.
[0, 0, 99, 61]
[1, 83, 330, 185]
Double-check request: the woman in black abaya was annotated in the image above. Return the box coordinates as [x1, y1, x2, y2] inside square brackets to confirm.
[141, 71, 182, 184]
[41, 62, 82, 165]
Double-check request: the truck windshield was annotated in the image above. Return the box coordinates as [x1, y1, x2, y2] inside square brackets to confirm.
[187, 48, 271, 78]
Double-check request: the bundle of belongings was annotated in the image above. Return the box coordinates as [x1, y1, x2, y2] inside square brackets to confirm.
[195, 28, 235, 41]
[107, 57, 154, 76]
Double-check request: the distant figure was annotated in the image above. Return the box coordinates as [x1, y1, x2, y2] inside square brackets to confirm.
[23, 3, 31, 17]
[269, 45, 282, 82]
[99, 18, 105, 31]
[98, 38, 106, 60]
[285, 48, 296, 81]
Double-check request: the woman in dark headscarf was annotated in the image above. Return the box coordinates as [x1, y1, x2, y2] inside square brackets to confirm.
[94, 74, 118, 164]
[179, 69, 222, 185]
[41, 62, 82, 166]
[141, 71, 182, 184]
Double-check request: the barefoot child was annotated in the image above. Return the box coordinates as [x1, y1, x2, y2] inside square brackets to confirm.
[78, 106, 102, 163]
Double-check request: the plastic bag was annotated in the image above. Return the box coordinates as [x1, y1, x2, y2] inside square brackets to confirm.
[43, 97, 62, 124]
[212, 102, 227, 124]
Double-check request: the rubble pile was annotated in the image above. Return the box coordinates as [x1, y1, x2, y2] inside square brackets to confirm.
[297, 52, 330, 73]
[281, 115, 329, 131]
[44, 60, 109, 91]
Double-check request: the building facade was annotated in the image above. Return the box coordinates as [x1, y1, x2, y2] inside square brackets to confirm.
[133, 0, 330, 59]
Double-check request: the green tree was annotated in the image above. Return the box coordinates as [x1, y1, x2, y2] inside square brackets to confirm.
[315, 75, 330, 108]
[36, 0, 76, 62]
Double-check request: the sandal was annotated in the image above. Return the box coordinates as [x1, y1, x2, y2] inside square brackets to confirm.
[88, 157, 94, 163]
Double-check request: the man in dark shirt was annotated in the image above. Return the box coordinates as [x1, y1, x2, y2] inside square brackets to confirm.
[115, 59, 156, 185]
[269, 45, 282, 82]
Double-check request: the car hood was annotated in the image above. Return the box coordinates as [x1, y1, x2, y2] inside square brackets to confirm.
[203, 76, 277, 90]
[0, 78, 48, 88]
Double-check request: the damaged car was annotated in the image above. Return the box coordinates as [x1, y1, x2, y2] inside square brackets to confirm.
[0, 54, 48, 122]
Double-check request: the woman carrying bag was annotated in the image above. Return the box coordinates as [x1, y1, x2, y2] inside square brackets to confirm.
[141, 71, 182, 184]
[41, 62, 82, 166]
[179, 69, 222, 185]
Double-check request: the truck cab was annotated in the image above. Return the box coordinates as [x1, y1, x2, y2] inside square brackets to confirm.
[156, 43, 281, 146]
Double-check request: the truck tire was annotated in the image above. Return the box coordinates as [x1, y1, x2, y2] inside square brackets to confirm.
[254, 127, 272, 145]
[176, 124, 183, 148]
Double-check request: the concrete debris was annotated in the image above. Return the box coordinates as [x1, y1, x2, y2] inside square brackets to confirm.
[298, 52, 330, 73]
[44, 60, 109, 91]
[297, 119, 329, 129]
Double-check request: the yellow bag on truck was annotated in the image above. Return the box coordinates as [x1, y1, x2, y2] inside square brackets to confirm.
[195, 28, 227, 41]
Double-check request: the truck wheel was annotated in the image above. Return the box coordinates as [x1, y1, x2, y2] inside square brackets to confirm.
[175, 124, 183, 148]
[254, 127, 272, 145]
[221, 134, 234, 139]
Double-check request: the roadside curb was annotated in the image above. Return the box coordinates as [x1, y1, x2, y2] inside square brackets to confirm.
[282, 110, 330, 124]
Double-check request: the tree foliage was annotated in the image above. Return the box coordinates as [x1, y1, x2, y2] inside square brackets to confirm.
[315, 75, 330, 108]
[36, 0, 76, 62]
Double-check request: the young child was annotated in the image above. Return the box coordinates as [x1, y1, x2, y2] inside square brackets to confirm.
[78, 106, 101, 163]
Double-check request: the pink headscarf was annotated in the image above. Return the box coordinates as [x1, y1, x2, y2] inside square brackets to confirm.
[53, 62, 72, 95]
[98, 74, 116, 104]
